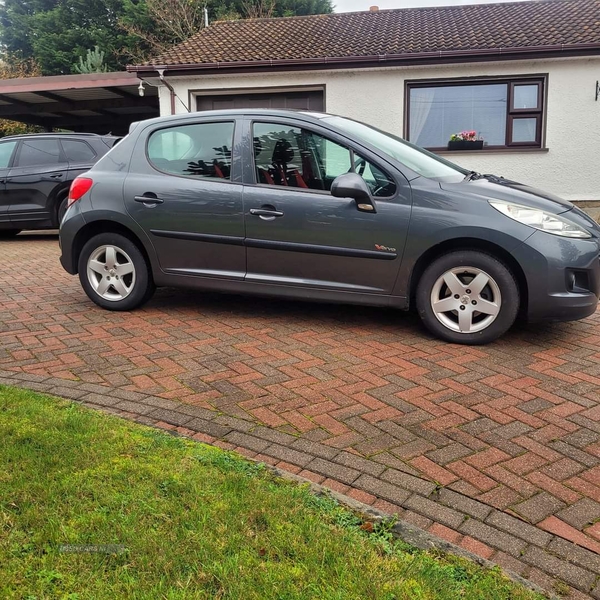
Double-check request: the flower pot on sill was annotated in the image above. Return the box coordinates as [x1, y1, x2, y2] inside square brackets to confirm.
[447, 140, 484, 151]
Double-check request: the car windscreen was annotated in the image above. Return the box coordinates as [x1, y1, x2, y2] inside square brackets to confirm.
[323, 116, 468, 182]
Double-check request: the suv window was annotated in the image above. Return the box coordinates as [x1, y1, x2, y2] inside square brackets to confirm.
[62, 139, 96, 163]
[0, 141, 17, 168]
[16, 139, 63, 168]
[253, 122, 396, 197]
[147, 122, 234, 180]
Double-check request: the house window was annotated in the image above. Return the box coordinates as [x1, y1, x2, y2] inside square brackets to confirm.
[407, 78, 544, 150]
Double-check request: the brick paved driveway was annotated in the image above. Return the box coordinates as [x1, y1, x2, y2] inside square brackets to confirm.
[1, 233, 599, 597]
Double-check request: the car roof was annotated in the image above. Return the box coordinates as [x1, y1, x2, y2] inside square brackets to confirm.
[1, 132, 119, 140]
[130, 108, 332, 131]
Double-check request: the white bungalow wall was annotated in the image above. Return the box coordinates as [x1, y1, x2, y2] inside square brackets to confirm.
[157, 56, 600, 203]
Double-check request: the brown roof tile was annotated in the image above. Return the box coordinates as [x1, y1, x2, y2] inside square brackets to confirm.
[134, 0, 600, 69]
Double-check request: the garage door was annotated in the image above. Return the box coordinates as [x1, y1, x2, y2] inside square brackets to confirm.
[196, 90, 324, 112]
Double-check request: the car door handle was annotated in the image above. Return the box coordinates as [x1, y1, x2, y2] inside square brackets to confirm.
[134, 195, 164, 205]
[49, 173, 64, 179]
[250, 208, 283, 218]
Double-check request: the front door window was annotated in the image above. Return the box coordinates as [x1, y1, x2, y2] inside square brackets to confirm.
[252, 122, 396, 197]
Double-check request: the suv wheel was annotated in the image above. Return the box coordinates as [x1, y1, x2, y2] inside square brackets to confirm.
[78, 233, 155, 311]
[57, 193, 69, 226]
[416, 250, 519, 345]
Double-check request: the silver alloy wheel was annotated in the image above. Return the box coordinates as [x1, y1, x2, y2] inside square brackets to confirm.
[430, 266, 501, 334]
[86, 244, 136, 302]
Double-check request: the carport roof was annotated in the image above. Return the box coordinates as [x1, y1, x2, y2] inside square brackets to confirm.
[129, 0, 600, 76]
[0, 72, 159, 135]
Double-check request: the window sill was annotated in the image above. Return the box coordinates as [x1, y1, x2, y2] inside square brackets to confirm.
[434, 148, 549, 156]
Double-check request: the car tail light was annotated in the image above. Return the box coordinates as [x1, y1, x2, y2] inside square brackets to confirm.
[68, 177, 93, 207]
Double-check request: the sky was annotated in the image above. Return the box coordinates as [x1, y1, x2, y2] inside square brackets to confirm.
[334, 0, 527, 12]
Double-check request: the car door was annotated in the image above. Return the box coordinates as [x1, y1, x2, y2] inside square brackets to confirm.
[0, 140, 18, 225]
[243, 118, 411, 295]
[123, 118, 245, 279]
[6, 137, 67, 225]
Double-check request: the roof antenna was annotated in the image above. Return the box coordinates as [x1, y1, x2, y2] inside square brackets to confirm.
[204, 5, 209, 27]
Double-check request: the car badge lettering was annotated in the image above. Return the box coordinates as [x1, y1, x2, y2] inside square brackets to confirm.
[375, 244, 396, 252]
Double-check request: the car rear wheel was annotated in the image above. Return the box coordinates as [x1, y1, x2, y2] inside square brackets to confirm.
[78, 233, 155, 311]
[416, 250, 519, 344]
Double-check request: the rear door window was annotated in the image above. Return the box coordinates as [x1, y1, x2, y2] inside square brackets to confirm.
[147, 122, 234, 180]
[61, 139, 96, 163]
[16, 139, 64, 168]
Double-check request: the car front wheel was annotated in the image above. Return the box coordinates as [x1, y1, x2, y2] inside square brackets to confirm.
[416, 250, 519, 344]
[78, 233, 155, 311]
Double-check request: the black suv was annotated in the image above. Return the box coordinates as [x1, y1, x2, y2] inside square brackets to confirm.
[0, 133, 119, 236]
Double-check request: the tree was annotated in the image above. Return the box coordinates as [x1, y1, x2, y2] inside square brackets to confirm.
[0, 0, 141, 74]
[73, 46, 109, 74]
[270, 0, 333, 17]
[119, 0, 207, 61]
[0, 56, 43, 137]
[241, 0, 276, 19]
[0, 0, 333, 74]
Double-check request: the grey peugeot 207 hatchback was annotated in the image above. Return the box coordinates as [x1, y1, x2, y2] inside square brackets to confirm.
[59, 109, 600, 345]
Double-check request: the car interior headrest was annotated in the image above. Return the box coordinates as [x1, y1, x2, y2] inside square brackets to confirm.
[253, 137, 263, 158]
[272, 138, 294, 164]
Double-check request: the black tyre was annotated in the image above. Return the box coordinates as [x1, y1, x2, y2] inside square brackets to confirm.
[416, 250, 519, 345]
[0, 229, 22, 238]
[78, 232, 155, 311]
[57, 193, 69, 226]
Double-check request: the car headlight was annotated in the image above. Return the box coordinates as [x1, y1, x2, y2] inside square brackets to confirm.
[489, 201, 591, 239]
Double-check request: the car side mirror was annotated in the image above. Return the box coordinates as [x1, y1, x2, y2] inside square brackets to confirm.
[331, 172, 377, 213]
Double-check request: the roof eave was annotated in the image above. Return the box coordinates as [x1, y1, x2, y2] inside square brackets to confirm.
[127, 43, 600, 77]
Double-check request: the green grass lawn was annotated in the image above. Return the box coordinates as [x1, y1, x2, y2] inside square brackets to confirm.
[0, 385, 543, 600]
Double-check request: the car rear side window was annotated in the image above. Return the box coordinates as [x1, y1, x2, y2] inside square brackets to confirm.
[16, 139, 63, 168]
[147, 122, 234, 180]
[0, 141, 17, 168]
[62, 140, 96, 163]
[253, 122, 396, 197]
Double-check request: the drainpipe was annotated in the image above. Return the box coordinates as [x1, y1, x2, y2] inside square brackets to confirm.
[170, 87, 176, 115]
[156, 69, 176, 115]
[156, 68, 190, 114]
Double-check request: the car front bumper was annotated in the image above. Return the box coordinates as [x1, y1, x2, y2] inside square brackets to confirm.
[513, 230, 600, 322]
